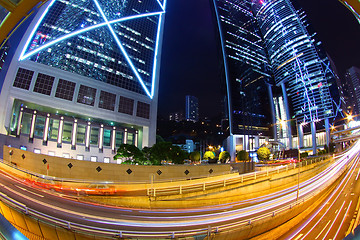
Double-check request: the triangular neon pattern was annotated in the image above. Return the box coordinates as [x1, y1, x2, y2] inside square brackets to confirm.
[19, 0, 166, 99]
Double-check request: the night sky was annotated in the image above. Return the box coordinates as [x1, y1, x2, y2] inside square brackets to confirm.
[158, 0, 360, 119]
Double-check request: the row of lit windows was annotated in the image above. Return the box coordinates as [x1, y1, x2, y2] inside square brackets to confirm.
[13, 68, 151, 119]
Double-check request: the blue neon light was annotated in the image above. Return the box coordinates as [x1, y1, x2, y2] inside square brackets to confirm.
[20, 0, 166, 99]
[18, 0, 56, 61]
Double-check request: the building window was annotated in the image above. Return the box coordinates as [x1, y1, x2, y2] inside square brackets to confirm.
[76, 124, 86, 144]
[90, 127, 99, 145]
[13, 68, 34, 90]
[77, 85, 96, 106]
[118, 96, 134, 115]
[127, 132, 134, 145]
[90, 156, 97, 162]
[48, 151, 55, 156]
[55, 79, 76, 101]
[21, 113, 32, 135]
[104, 157, 110, 163]
[115, 131, 123, 147]
[34, 149, 41, 154]
[63, 153, 70, 158]
[99, 91, 116, 111]
[77, 155, 84, 160]
[33, 73, 55, 95]
[62, 122, 73, 143]
[49, 119, 59, 140]
[34, 116, 45, 138]
[103, 129, 111, 147]
[136, 101, 150, 119]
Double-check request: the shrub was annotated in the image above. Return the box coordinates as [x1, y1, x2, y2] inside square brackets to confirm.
[257, 147, 271, 160]
[236, 150, 249, 161]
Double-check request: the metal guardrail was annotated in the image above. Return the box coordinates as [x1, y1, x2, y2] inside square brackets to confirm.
[147, 156, 331, 197]
[0, 154, 347, 239]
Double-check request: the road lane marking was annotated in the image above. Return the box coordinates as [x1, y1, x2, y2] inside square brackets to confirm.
[315, 220, 331, 239]
[352, 196, 360, 234]
[334, 200, 352, 240]
[322, 201, 346, 240]
[16, 185, 44, 198]
[294, 234, 303, 240]
[356, 167, 360, 180]
[346, 219, 355, 236]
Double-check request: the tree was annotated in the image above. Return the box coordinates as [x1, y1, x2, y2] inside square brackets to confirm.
[219, 151, 230, 163]
[236, 150, 249, 162]
[257, 147, 271, 161]
[149, 142, 187, 164]
[114, 144, 144, 164]
[189, 151, 201, 162]
[204, 151, 215, 160]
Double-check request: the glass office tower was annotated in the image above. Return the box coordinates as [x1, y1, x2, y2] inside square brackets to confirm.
[253, 0, 334, 151]
[212, 0, 273, 149]
[212, 0, 337, 157]
[0, 0, 166, 161]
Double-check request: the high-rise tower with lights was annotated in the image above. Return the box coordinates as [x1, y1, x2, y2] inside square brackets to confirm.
[0, 0, 166, 161]
[212, 0, 338, 158]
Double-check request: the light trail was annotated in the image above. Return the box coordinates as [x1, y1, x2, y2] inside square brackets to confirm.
[333, 200, 352, 240]
[287, 142, 360, 240]
[322, 201, 345, 240]
[1, 140, 360, 237]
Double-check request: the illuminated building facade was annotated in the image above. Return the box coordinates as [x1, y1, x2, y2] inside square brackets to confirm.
[253, 0, 335, 152]
[345, 66, 360, 116]
[185, 95, 199, 122]
[211, 0, 274, 158]
[0, 0, 166, 161]
[212, 0, 337, 158]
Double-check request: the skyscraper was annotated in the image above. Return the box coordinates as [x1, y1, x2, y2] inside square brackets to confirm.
[345, 66, 360, 116]
[212, 0, 338, 157]
[0, 0, 166, 161]
[185, 95, 199, 122]
[211, 0, 273, 155]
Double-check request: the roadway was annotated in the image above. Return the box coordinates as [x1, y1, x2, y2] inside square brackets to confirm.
[0, 141, 360, 238]
[279, 145, 360, 240]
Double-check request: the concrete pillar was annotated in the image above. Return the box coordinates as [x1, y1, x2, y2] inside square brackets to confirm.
[227, 134, 236, 162]
[311, 121, 317, 155]
[298, 122, 304, 148]
[267, 84, 277, 141]
[244, 135, 249, 151]
[71, 119, 77, 150]
[281, 82, 293, 149]
[29, 110, 37, 142]
[124, 129, 128, 144]
[16, 107, 24, 137]
[99, 124, 104, 152]
[43, 113, 50, 145]
[111, 126, 116, 153]
[325, 118, 330, 147]
[85, 122, 91, 151]
[255, 136, 260, 149]
[57, 116, 64, 148]
[135, 130, 138, 147]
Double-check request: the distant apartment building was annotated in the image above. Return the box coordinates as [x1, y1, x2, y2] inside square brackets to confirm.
[169, 112, 184, 122]
[185, 95, 199, 122]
